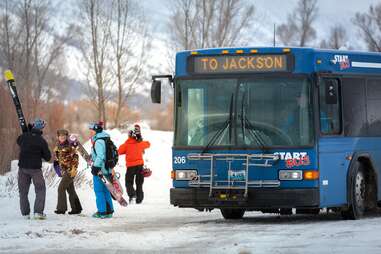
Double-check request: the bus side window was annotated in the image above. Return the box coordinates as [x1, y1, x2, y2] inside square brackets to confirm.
[187, 88, 205, 145]
[319, 79, 342, 135]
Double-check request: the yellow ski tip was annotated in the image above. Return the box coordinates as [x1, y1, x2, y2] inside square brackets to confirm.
[4, 70, 14, 81]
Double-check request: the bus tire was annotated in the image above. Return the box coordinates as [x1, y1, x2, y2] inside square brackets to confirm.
[220, 208, 245, 219]
[342, 162, 366, 220]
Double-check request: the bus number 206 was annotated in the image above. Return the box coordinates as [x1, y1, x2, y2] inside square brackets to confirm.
[174, 156, 186, 164]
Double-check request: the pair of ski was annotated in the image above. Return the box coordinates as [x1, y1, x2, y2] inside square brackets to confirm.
[4, 70, 128, 207]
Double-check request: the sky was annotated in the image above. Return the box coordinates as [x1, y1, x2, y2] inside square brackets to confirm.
[56, 0, 381, 97]
[142, 0, 381, 49]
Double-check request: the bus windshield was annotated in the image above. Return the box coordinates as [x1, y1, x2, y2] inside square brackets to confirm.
[174, 77, 314, 148]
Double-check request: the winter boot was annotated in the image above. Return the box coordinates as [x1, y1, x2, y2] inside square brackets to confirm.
[68, 210, 82, 215]
[54, 210, 65, 215]
[104, 213, 113, 219]
[129, 195, 136, 203]
[34, 213, 47, 220]
[92, 212, 106, 219]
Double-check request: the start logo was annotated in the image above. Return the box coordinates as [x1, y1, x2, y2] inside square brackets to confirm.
[273, 152, 311, 168]
[331, 55, 350, 70]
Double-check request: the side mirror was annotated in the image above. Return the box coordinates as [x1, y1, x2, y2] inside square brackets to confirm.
[151, 80, 162, 103]
[325, 80, 338, 105]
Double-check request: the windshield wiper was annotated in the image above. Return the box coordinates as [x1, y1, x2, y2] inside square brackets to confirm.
[240, 90, 267, 151]
[201, 93, 234, 154]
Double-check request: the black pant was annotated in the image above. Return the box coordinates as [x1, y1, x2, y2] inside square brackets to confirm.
[57, 174, 82, 212]
[125, 165, 144, 203]
[18, 168, 46, 215]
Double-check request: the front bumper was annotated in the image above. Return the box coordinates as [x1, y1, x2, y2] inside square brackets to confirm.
[170, 187, 319, 209]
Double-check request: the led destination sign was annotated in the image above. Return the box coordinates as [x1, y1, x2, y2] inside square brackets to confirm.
[191, 54, 290, 74]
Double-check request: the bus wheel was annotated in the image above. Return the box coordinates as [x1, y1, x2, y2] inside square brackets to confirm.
[220, 208, 245, 219]
[342, 162, 366, 220]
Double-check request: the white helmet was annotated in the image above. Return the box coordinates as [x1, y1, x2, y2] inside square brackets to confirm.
[127, 125, 135, 137]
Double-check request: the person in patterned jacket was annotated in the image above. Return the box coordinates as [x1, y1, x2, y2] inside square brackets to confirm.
[54, 129, 82, 215]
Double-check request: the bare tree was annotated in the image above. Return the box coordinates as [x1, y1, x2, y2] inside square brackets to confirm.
[0, 0, 18, 70]
[110, 0, 151, 128]
[31, 5, 74, 115]
[0, 84, 19, 174]
[353, 3, 381, 52]
[320, 25, 348, 49]
[168, 0, 255, 50]
[78, 0, 113, 127]
[277, 0, 318, 47]
[0, 0, 71, 116]
[169, 0, 193, 50]
[0, 0, 71, 173]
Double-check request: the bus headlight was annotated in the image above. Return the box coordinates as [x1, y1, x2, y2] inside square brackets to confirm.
[175, 170, 198, 180]
[279, 170, 303, 180]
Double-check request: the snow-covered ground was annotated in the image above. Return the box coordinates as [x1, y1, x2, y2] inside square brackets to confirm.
[1, 127, 381, 254]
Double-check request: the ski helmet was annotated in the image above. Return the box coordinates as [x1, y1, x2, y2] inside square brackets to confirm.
[88, 121, 103, 133]
[57, 129, 69, 136]
[32, 118, 46, 130]
[134, 124, 141, 135]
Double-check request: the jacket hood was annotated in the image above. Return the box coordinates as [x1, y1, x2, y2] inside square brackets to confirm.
[126, 137, 138, 144]
[31, 129, 43, 135]
[92, 131, 110, 141]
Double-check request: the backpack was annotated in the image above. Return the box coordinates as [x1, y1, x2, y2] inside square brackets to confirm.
[93, 137, 119, 170]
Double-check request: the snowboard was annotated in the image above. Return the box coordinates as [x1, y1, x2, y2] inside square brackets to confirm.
[99, 173, 128, 207]
[69, 134, 91, 163]
[4, 70, 29, 133]
[69, 134, 128, 207]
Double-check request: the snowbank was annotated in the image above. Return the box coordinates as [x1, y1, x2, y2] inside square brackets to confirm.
[0, 161, 60, 197]
[1, 127, 173, 198]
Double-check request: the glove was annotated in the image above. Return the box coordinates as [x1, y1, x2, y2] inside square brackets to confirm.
[69, 134, 79, 147]
[91, 166, 102, 176]
[135, 134, 143, 142]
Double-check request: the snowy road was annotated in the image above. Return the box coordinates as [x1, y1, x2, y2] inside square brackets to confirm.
[2, 189, 381, 254]
[1, 128, 381, 253]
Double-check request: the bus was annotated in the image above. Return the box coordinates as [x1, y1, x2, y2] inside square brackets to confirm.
[151, 47, 381, 220]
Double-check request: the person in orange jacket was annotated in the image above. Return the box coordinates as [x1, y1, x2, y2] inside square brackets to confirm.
[118, 125, 150, 204]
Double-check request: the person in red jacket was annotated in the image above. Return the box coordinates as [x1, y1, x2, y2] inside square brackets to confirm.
[118, 125, 150, 204]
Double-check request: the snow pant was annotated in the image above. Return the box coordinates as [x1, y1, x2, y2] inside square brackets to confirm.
[56, 174, 82, 212]
[18, 168, 46, 215]
[125, 165, 144, 203]
[93, 175, 114, 215]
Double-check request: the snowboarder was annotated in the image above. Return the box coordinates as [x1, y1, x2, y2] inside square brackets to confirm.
[54, 129, 82, 215]
[89, 122, 114, 218]
[118, 125, 150, 204]
[17, 118, 51, 220]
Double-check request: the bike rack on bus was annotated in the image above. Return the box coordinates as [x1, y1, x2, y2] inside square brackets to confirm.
[187, 153, 280, 199]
